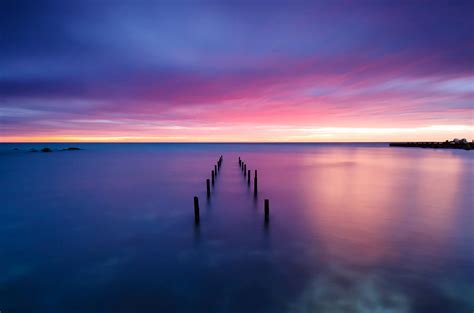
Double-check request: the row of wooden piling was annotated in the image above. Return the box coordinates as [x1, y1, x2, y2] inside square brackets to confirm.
[238, 157, 258, 195]
[239, 156, 269, 222]
[194, 155, 223, 223]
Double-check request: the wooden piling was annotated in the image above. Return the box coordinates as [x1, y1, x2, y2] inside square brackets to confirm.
[264, 199, 269, 221]
[206, 179, 211, 197]
[239, 157, 241, 166]
[254, 170, 258, 195]
[212, 170, 215, 184]
[244, 164, 247, 176]
[214, 164, 217, 174]
[194, 196, 200, 223]
[247, 169, 250, 184]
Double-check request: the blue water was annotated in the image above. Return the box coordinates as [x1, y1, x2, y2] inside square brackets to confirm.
[1, 143, 473, 312]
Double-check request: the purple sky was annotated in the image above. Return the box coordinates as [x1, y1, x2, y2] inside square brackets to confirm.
[1, 1, 473, 141]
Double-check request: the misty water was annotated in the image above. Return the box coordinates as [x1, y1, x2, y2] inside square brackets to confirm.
[1, 143, 473, 313]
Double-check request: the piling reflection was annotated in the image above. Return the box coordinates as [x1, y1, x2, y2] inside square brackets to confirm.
[193, 221, 201, 244]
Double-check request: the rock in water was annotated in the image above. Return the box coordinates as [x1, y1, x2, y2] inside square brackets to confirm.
[41, 148, 52, 152]
[60, 147, 81, 151]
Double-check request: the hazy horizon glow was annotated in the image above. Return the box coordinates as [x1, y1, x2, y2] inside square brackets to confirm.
[1, 1, 473, 142]
[3, 124, 474, 143]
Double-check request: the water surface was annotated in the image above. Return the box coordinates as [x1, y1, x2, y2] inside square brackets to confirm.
[1, 143, 473, 312]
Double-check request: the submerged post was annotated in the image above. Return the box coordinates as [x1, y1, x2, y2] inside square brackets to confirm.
[206, 179, 211, 197]
[212, 170, 215, 184]
[254, 170, 258, 195]
[242, 162, 245, 173]
[194, 196, 200, 223]
[244, 164, 247, 176]
[264, 199, 269, 221]
[215, 164, 217, 174]
[239, 157, 241, 166]
[247, 169, 250, 184]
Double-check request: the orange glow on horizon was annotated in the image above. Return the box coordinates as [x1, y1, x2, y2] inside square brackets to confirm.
[1, 124, 472, 143]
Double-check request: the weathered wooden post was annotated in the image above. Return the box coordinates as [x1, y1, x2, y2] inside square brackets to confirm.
[212, 170, 215, 185]
[247, 169, 250, 184]
[264, 199, 269, 221]
[244, 164, 247, 176]
[239, 157, 241, 166]
[194, 196, 200, 223]
[206, 179, 211, 197]
[214, 164, 217, 174]
[242, 162, 245, 173]
[254, 170, 258, 195]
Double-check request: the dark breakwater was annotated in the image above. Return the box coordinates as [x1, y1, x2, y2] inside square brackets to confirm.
[390, 141, 473, 150]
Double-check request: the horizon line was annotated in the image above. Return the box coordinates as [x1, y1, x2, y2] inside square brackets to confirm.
[0, 140, 465, 144]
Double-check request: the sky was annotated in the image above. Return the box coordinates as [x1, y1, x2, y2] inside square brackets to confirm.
[1, 0, 473, 142]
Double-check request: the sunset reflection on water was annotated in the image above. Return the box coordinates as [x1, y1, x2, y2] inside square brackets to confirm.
[297, 148, 467, 269]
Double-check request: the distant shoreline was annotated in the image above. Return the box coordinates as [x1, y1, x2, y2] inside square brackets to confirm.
[390, 141, 472, 150]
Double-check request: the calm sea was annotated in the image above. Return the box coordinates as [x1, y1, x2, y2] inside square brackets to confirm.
[1, 143, 473, 313]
